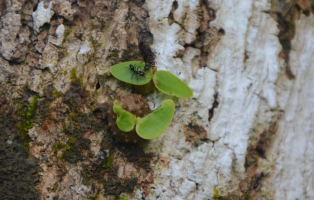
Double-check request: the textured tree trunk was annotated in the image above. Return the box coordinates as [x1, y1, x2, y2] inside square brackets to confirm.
[0, 0, 313, 199]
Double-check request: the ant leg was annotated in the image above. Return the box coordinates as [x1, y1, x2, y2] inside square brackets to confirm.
[131, 73, 135, 83]
[125, 66, 133, 72]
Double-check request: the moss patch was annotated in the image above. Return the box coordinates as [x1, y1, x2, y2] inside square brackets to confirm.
[70, 68, 84, 87]
[16, 95, 38, 153]
[102, 152, 114, 169]
[52, 142, 71, 153]
[0, 86, 38, 199]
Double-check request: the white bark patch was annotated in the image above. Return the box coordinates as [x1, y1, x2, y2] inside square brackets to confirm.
[58, 167, 91, 200]
[268, 14, 314, 200]
[144, 0, 283, 199]
[78, 40, 92, 55]
[48, 24, 65, 47]
[56, 24, 65, 38]
[32, 1, 54, 34]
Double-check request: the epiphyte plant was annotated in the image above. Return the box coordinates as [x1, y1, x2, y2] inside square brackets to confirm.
[113, 99, 175, 139]
[110, 61, 193, 98]
[109, 61, 193, 140]
[113, 100, 136, 132]
[110, 61, 153, 85]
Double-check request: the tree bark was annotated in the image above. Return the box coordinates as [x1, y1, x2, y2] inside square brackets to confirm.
[0, 0, 313, 199]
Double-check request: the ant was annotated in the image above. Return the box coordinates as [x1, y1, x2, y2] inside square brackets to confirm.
[139, 40, 156, 72]
[126, 64, 146, 83]
[143, 60, 156, 72]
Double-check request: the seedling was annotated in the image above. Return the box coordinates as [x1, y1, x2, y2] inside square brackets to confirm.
[110, 61, 152, 85]
[136, 99, 175, 139]
[112, 99, 175, 140]
[110, 61, 193, 98]
[109, 60, 192, 140]
[153, 70, 193, 98]
[113, 100, 136, 132]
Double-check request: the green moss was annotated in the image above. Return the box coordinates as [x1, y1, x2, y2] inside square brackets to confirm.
[100, 21, 107, 31]
[106, 49, 120, 62]
[242, 192, 251, 200]
[69, 113, 77, 121]
[120, 195, 129, 200]
[168, 19, 190, 33]
[63, 24, 74, 42]
[24, 142, 30, 154]
[59, 137, 90, 162]
[69, 138, 75, 144]
[52, 144, 58, 153]
[213, 194, 223, 199]
[89, 36, 102, 50]
[52, 90, 62, 98]
[61, 123, 67, 133]
[16, 95, 38, 152]
[52, 143, 71, 153]
[70, 68, 83, 87]
[59, 151, 70, 159]
[213, 188, 223, 199]
[103, 152, 114, 169]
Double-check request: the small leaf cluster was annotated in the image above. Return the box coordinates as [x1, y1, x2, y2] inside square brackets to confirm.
[110, 61, 193, 98]
[113, 99, 175, 139]
[110, 61, 193, 139]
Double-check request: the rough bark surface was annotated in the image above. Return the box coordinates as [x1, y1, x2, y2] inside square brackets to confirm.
[0, 0, 313, 199]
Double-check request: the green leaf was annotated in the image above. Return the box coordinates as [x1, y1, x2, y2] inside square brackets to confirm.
[153, 70, 193, 98]
[113, 100, 136, 132]
[136, 99, 175, 139]
[110, 61, 153, 85]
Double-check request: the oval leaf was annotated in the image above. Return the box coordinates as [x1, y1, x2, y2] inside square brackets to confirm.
[153, 70, 193, 98]
[136, 99, 175, 139]
[110, 61, 153, 85]
[113, 100, 136, 132]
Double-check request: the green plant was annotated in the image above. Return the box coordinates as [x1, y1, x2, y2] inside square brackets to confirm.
[102, 152, 114, 169]
[110, 61, 192, 139]
[136, 99, 174, 139]
[52, 143, 70, 153]
[113, 100, 136, 132]
[121, 195, 129, 200]
[110, 61, 193, 98]
[17, 95, 38, 133]
[110, 61, 153, 85]
[153, 70, 193, 98]
[113, 99, 175, 139]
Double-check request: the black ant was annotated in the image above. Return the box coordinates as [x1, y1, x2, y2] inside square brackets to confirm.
[253, 172, 264, 189]
[139, 40, 156, 71]
[126, 64, 146, 83]
[143, 60, 156, 72]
